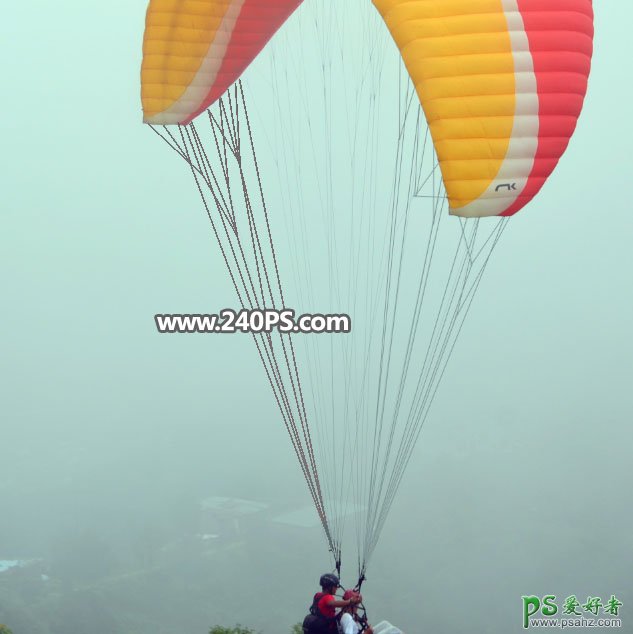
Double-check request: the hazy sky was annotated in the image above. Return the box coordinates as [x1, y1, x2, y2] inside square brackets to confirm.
[1, 3, 632, 634]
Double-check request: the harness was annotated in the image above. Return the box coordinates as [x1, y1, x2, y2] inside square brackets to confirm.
[355, 612, 370, 633]
[339, 606, 370, 634]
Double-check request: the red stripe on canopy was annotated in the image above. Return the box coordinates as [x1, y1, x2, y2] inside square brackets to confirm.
[183, 0, 303, 124]
[501, 0, 594, 216]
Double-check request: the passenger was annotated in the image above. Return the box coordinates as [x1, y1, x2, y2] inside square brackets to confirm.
[339, 590, 373, 634]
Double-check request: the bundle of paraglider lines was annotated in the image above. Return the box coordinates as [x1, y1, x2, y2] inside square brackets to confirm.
[140, 0, 594, 589]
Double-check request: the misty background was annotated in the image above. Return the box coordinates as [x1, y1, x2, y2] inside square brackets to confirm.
[1, 2, 632, 633]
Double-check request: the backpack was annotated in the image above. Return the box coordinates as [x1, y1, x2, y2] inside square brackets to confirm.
[302, 592, 341, 634]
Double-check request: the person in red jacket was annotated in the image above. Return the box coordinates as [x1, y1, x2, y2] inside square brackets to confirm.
[303, 573, 362, 633]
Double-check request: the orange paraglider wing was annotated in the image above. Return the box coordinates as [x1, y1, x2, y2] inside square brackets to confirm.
[141, 0, 302, 125]
[373, 0, 594, 217]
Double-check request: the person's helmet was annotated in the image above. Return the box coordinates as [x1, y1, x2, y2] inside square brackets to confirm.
[319, 573, 340, 589]
[343, 590, 362, 603]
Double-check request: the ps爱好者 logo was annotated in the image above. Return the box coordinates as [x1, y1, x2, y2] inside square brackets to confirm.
[522, 594, 623, 629]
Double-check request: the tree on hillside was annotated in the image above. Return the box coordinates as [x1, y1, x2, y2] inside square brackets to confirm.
[0, 625, 14, 634]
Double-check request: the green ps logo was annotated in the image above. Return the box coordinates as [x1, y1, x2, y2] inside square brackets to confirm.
[522, 595, 558, 628]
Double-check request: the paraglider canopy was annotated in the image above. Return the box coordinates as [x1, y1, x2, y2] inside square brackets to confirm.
[142, 0, 593, 217]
